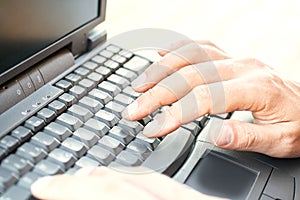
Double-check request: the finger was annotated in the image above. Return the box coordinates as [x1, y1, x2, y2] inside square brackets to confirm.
[31, 167, 223, 200]
[209, 119, 296, 158]
[142, 77, 261, 137]
[31, 173, 156, 200]
[158, 40, 226, 56]
[131, 42, 229, 92]
[123, 58, 257, 121]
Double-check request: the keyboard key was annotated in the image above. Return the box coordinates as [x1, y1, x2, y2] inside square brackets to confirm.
[139, 115, 152, 126]
[88, 88, 113, 105]
[74, 67, 90, 77]
[119, 49, 133, 59]
[55, 79, 72, 91]
[24, 116, 46, 132]
[122, 86, 141, 98]
[87, 145, 115, 166]
[106, 45, 121, 53]
[0, 147, 6, 160]
[104, 101, 125, 118]
[84, 118, 109, 137]
[181, 122, 201, 136]
[69, 85, 86, 99]
[79, 96, 103, 113]
[127, 141, 151, 160]
[33, 159, 64, 176]
[108, 126, 134, 145]
[114, 93, 134, 106]
[61, 138, 88, 158]
[2, 185, 32, 200]
[65, 167, 79, 175]
[118, 119, 143, 135]
[75, 157, 100, 168]
[78, 78, 96, 91]
[65, 73, 82, 84]
[48, 148, 77, 169]
[87, 72, 104, 83]
[98, 135, 125, 155]
[0, 135, 20, 153]
[104, 60, 119, 70]
[31, 132, 60, 152]
[48, 100, 67, 115]
[67, 104, 93, 122]
[95, 109, 119, 127]
[123, 56, 150, 74]
[115, 151, 142, 166]
[135, 133, 160, 150]
[98, 81, 121, 97]
[11, 126, 33, 143]
[111, 54, 127, 64]
[0, 167, 18, 193]
[56, 113, 83, 131]
[72, 128, 99, 148]
[116, 67, 138, 81]
[82, 61, 98, 70]
[37, 107, 57, 123]
[1, 154, 33, 176]
[92, 55, 107, 64]
[95, 66, 112, 77]
[17, 143, 47, 163]
[58, 93, 77, 107]
[18, 171, 41, 190]
[44, 122, 72, 141]
[100, 50, 114, 58]
[107, 74, 130, 89]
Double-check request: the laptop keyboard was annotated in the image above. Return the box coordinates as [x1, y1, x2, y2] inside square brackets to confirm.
[0, 44, 208, 199]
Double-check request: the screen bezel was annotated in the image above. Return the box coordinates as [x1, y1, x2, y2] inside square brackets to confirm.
[0, 0, 106, 86]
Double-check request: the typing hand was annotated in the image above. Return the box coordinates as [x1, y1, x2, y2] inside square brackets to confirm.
[122, 40, 300, 158]
[31, 167, 223, 200]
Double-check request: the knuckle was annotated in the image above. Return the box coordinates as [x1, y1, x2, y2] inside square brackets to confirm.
[231, 123, 258, 150]
[193, 86, 211, 111]
[242, 57, 267, 70]
[147, 88, 163, 106]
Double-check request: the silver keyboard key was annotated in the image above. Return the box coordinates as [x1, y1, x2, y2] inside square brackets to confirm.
[67, 104, 93, 122]
[56, 113, 83, 131]
[72, 128, 99, 148]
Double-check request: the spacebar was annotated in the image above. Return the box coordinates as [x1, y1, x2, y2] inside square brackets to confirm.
[142, 127, 195, 176]
[0, 84, 63, 138]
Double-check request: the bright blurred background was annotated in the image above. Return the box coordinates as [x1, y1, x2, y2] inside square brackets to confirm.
[105, 0, 300, 81]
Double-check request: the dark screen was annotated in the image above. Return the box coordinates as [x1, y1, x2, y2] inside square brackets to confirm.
[0, 0, 99, 75]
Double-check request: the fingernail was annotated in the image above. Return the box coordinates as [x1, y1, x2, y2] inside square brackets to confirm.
[131, 73, 147, 90]
[143, 120, 161, 137]
[213, 125, 233, 147]
[31, 176, 53, 194]
[122, 101, 139, 119]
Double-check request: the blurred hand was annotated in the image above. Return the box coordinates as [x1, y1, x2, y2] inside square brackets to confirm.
[31, 167, 223, 200]
[122, 40, 300, 158]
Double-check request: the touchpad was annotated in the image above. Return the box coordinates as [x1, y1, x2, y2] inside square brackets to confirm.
[185, 152, 257, 200]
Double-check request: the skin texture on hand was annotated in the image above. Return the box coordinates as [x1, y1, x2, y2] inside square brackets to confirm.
[31, 167, 225, 200]
[122, 40, 300, 158]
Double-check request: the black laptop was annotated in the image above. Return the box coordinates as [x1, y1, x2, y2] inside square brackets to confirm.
[0, 1, 299, 199]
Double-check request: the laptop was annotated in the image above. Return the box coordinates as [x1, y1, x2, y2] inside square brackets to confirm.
[0, 1, 299, 199]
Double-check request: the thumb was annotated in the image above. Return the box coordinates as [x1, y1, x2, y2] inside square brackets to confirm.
[209, 119, 284, 157]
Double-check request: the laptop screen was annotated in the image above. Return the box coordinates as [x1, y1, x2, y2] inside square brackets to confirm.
[0, 0, 103, 85]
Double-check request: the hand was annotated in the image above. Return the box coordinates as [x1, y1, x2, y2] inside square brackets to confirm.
[122, 40, 300, 158]
[31, 167, 223, 200]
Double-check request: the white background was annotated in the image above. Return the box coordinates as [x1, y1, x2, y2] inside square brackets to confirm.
[105, 0, 300, 81]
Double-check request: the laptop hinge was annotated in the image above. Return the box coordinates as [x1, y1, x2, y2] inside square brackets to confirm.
[87, 30, 107, 51]
[0, 48, 74, 114]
